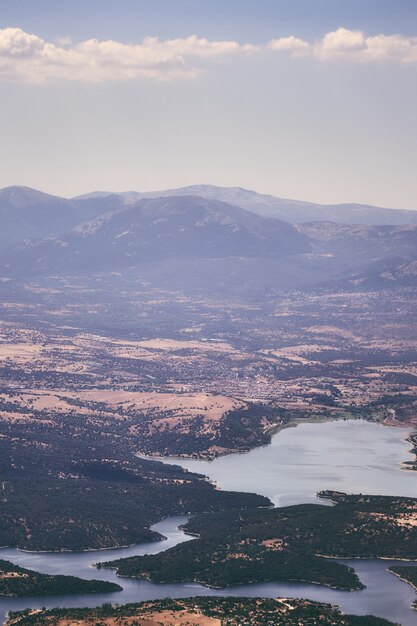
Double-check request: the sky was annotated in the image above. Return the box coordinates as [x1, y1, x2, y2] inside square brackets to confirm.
[1, 0, 417, 209]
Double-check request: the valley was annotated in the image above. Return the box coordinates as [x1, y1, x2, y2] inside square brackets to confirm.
[0, 278, 416, 461]
[3, 0, 417, 621]
[0, 186, 416, 624]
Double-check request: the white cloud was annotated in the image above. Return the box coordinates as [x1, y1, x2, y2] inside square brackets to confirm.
[54, 36, 73, 47]
[268, 36, 311, 56]
[0, 28, 256, 83]
[314, 27, 417, 63]
[0, 26, 416, 84]
[315, 27, 366, 59]
[270, 28, 417, 63]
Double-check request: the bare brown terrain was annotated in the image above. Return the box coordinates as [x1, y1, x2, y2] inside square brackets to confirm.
[39, 610, 219, 626]
[0, 279, 416, 460]
[5, 597, 393, 626]
[8, 609, 221, 626]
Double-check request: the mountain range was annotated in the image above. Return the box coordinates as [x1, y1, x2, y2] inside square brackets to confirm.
[1, 184, 417, 253]
[80, 184, 417, 226]
[0, 184, 416, 293]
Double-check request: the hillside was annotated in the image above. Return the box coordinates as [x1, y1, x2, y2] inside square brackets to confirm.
[76, 184, 417, 225]
[0, 195, 310, 276]
[0, 186, 117, 252]
[1, 184, 416, 258]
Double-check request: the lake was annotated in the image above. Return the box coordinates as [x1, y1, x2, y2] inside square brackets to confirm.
[1, 420, 416, 626]
[156, 419, 417, 506]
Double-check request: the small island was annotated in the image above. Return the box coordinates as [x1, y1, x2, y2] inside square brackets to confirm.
[100, 492, 417, 590]
[0, 559, 121, 597]
[4, 597, 397, 626]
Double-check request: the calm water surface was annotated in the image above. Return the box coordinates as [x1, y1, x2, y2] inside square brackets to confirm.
[1, 420, 416, 625]
[158, 420, 417, 506]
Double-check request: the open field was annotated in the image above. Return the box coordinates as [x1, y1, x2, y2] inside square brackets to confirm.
[0, 278, 416, 460]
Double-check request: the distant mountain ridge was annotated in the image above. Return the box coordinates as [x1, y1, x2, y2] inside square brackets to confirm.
[0, 184, 416, 293]
[1, 195, 310, 276]
[0, 186, 111, 252]
[0, 191, 416, 294]
[1, 184, 416, 255]
[75, 184, 417, 226]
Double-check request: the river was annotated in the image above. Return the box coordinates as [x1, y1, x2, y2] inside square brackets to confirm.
[1, 420, 416, 626]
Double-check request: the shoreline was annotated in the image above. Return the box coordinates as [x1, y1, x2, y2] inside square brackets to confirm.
[101, 525, 416, 594]
[0, 535, 165, 556]
[388, 569, 417, 593]
[3, 419, 415, 557]
[136, 415, 417, 466]
[0, 526, 171, 556]
[107, 569, 364, 593]
[317, 553, 417, 563]
[135, 415, 336, 463]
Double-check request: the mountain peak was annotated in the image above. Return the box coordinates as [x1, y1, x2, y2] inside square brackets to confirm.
[0, 194, 310, 277]
[0, 185, 64, 207]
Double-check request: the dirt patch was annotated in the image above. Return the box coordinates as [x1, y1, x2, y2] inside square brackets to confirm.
[0, 572, 28, 580]
[0, 343, 43, 361]
[51, 610, 220, 626]
[132, 338, 235, 353]
[79, 390, 244, 421]
[261, 538, 285, 551]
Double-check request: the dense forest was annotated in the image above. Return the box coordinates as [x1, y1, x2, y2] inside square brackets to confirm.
[101, 491, 417, 589]
[0, 413, 268, 551]
[0, 559, 121, 597]
[388, 565, 417, 592]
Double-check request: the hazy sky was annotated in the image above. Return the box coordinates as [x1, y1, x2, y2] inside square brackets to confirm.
[1, 0, 417, 209]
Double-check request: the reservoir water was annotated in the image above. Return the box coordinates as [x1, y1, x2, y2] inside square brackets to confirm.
[1, 420, 416, 625]
[156, 419, 417, 506]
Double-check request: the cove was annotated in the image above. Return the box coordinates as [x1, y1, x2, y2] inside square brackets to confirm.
[1, 420, 417, 626]
[1, 517, 417, 626]
[156, 419, 417, 506]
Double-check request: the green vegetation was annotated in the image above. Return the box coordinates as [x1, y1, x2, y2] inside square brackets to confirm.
[388, 565, 417, 611]
[5, 596, 398, 626]
[136, 402, 285, 458]
[406, 433, 417, 470]
[0, 559, 121, 597]
[388, 565, 417, 591]
[102, 541, 362, 589]
[0, 417, 269, 551]
[101, 491, 417, 590]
